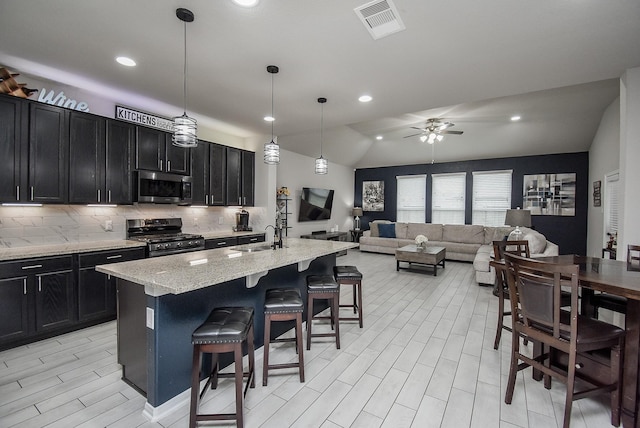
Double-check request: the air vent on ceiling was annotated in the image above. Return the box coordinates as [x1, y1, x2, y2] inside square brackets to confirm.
[354, 0, 405, 40]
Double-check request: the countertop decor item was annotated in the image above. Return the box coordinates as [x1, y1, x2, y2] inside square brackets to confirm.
[415, 234, 428, 249]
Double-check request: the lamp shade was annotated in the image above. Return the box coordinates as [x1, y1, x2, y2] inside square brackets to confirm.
[504, 208, 531, 227]
[352, 207, 363, 217]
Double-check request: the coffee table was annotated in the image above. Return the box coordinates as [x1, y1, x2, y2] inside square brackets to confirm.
[395, 245, 446, 276]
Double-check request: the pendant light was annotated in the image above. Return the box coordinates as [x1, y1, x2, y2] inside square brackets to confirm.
[172, 8, 197, 148]
[263, 65, 280, 164]
[315, 97, 328, 174]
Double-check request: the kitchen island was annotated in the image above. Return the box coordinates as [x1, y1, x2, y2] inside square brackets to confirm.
[96, 238, 357, 420]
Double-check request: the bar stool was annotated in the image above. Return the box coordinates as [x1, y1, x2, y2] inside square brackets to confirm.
[263, 288, 305, 386]
[306, 275, 340, 350]
[189, 307, 255, 428]
[333, 265, 364, 328]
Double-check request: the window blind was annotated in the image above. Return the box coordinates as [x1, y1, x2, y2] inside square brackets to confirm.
[432, 172, 466, 224]
[396, 174, 426, 223]
[472, 170, 512, 226]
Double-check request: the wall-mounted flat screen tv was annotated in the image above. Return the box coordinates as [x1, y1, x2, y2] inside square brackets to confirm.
[298, 187, 334, 221]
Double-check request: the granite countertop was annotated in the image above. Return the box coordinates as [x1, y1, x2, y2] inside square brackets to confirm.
[96, 238, 358, 295]
[0, 231, 266, 262]
[0, 240, 147, 262]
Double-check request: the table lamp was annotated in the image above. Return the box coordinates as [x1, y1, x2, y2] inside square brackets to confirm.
[505, 208, 532, 240]
[352, 207, 363, 230]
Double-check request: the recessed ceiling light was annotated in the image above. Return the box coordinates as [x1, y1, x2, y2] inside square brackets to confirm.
[376, 135, 383, 140]
[116, 56, 136, 67]
[232, 0, 259, 7]
[359, 95, 372, 103]
[264, 115, 275, 122]
[511, 115, 521, 121]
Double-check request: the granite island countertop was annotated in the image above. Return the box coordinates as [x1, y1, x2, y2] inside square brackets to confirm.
[96, 238, 357, 295]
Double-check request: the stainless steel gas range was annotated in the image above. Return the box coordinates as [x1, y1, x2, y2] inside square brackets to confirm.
[126, 218, 205, 257]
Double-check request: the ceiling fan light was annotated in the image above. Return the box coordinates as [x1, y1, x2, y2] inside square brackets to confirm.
[419, 134, 428, 143]
[437, 134, 444, 142]
[427, 133, 437, 144]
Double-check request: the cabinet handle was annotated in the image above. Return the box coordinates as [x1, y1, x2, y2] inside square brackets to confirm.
[205, 194, 208, 205]
[106, 255, 122, 260]
[217, 241, 227, 246]
[97, 189, 101, 203]
[238, 197, 242, 205]
[30, 186, 34, 201]
[108, 190, 112, 203]
[38, 276, 42, 292]
[23, 278, 27, 295]
[160, 159, 163, 171]
[16, 185, 19, 201]
[250, 237, 258, 242]
[21, 264, 43, 270]
[167, 160, 171, 171]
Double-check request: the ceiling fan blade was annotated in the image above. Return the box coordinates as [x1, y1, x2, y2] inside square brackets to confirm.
[437, 122, 454, 130]
[441, 130, 463, 135]
[403, 133, 423, 138]
[410, 126, 426, 131]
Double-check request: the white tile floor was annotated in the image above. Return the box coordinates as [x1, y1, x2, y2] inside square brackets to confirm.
[0, 250, 614, 427]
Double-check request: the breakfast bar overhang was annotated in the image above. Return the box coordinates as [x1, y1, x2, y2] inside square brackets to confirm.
[96, 238, 357, 420]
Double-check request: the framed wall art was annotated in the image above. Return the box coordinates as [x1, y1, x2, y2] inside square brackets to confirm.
[523, 173, 576, 216]
[593, 180, 601, 207]
[363, 180, 384, 211]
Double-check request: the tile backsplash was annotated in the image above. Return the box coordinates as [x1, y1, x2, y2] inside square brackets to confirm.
[0, 205, 267, 248]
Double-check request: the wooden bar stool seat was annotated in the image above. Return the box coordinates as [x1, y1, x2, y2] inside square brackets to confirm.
[263, 288, 305, 386]
[189, 307, 255, 428]
[333, 265, 364, 328]
[306, 275, 340, 350]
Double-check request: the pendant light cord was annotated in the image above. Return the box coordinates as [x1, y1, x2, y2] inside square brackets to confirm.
[182, 21, 188, 114]
[271, 72, 274, 140]
[320, 102, 324, 157]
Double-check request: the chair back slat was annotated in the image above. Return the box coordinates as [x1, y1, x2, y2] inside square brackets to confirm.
[628, 244, 640, 271]
[492, 240, 530, 260]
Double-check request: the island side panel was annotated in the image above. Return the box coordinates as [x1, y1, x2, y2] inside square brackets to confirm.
[144, 253, 336, 408]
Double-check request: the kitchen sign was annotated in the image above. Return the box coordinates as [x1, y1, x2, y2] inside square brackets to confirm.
[116, 105, 174, 131]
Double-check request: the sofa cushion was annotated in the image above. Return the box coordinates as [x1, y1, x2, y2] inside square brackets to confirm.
[378, 223, 396, 238]
[443, 224, 485, 244]
[395, 222, 409, 240]
[517, 227, 547, 254]
[484, 226, 515, 244]
[407, 223, 443, 241]
[369, 220, 391, 237]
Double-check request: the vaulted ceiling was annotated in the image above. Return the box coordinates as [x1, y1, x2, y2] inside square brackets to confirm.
[1, 0, 638, 168]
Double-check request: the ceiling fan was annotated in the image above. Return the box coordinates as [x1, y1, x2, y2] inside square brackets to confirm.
[404, 118, 464, 143]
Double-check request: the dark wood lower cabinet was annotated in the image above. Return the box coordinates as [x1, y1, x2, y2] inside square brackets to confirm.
[0, 248, 145, 351]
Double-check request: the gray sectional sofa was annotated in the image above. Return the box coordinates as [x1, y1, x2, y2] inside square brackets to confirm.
[359, 220, 558, 284]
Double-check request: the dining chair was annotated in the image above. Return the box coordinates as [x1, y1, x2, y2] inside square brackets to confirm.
[590, 244, 638, 318]
[492, 239, 530, 350]
[503, 253, 625, 428]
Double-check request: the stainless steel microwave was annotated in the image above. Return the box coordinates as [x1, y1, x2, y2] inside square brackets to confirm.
[135, 171, 192, 205]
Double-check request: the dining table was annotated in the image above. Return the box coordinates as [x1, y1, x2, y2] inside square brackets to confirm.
[532, 255, 640, 428]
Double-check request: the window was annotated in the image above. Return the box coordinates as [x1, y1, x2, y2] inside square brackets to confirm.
[396, 174, 426, 222]
[604, 171, 619, 237]
[472, 170, 512, 226]
[432, 172, 466, 224]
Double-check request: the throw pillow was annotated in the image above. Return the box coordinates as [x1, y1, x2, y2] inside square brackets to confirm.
[378, 223, 396, 238]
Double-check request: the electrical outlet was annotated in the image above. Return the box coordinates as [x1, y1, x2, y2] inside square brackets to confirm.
[104, 220, 113, 231]
[146, 307, 154, 329]
[193, 217, 198, 226]
[218, 217, 224, 225]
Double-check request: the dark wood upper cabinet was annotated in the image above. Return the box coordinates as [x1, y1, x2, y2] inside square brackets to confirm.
[209, 143, 226, 206]
[0, 95, 27, 203]
[68, 111, 106, 204]
[135, 127, 190, 175]
[190, 141, 209, 205]
[191, 141, 226, 206]
[28, 102, 69, 203]
[225, 147, 254, 206]
[105, 120, 134, 204]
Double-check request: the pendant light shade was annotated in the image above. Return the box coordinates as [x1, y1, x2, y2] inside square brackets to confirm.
[172, 8, 197, 148]
[315, 97, 328, 175]
[264, 65, 280, 164]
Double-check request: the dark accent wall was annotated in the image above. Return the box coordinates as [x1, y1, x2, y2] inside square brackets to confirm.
[354, 152, 589, 255]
